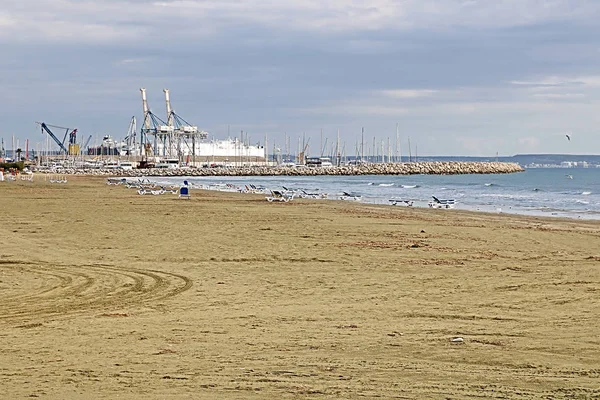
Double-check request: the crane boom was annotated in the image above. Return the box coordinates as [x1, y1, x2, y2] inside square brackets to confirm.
[38, 122, 69, 153]
[164, 89, 174, 127]
[140, 88, 151, 130]
[83, 135, 92, 149]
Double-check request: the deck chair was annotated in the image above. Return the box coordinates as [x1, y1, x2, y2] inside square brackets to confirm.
[179, 185, 191, 199]
[266, 190, 290, 202]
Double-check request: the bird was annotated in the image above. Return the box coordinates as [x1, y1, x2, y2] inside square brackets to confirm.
[566, 134, 571, 141]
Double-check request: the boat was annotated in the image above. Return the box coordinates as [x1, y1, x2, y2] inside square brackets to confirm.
[88, 136, 130, 156]
[103, 159, 120, 169]
[155, 158, 180, 169]
[305, 157, 334, 168]
[119, 161, 135, 170]
[154, 137, 265, 162]
[428, 196, 456, 209]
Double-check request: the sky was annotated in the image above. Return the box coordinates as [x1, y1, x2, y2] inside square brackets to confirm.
[1, 0, 600, 156]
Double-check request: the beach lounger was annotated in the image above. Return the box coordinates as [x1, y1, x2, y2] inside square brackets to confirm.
[389, 199, 413, 206]
[266, 190, 291, 202]
[428, 196, 455, 209]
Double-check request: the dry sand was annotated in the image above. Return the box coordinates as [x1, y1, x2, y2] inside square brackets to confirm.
[1, 175, 599, 399]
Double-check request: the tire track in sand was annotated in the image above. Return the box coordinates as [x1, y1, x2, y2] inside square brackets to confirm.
[0, 260, 192, 324]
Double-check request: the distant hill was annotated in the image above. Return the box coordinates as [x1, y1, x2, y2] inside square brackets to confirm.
[415, 154, 600, 166]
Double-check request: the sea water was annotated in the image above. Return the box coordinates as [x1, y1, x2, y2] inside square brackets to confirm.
[152, 168, 600, 220]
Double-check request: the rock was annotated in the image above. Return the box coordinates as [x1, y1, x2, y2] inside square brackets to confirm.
[33, 161, 525, 177]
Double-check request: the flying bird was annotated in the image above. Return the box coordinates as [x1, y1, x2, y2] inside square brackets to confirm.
[566, 134, 571, 141]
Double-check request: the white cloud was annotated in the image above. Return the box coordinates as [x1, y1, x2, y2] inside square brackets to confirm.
[532, 93, 585, 99]
[379, 89, 440, 99]
[510, 77, 585, 87]
[1, 0, 599, 44]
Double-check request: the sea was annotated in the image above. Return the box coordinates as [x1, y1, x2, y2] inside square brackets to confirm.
[152, 168, 600, 220]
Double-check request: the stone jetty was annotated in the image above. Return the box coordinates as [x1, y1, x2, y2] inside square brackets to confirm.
[35, 162, 524, 176]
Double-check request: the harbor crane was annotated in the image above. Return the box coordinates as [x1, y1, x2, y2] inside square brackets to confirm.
[83, 134, 93, 151]
[297, 138, 310, 165]
[36, 122, 79, 155]
[163, 88, 207, 160]
[163, 89, 206, 138]
[140, 88, 169, 157]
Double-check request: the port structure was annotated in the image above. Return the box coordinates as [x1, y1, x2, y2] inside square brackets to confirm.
[36, 122, 79, 155]
[163, 88, 207, 161]
[123, 116, 138, 156]
[139, 88, 207, 161]
[140, 88, 170, 157]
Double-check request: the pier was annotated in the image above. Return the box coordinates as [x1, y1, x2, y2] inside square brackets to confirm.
[32, 161, 524, 176]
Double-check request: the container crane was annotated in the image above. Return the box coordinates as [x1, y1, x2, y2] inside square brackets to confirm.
[36, 122, 78, 154]
[163, 88, 207, 138]
[140, 88, 169, 157]
[123, 116, 137, 154]
[163, 88, 207, 161]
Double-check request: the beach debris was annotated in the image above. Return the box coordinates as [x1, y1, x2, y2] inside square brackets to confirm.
[154, 348, 178, 355]
[99, 312, 129, 318]
[336, 324, 359, 329]
[451, 337, 465, 343]
[420, 229, 425, 233]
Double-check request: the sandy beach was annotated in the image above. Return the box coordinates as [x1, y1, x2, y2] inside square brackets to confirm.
[1, 175, 599, 399]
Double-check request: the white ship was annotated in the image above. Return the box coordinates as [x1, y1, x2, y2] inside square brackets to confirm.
[152, 137, 266, 162]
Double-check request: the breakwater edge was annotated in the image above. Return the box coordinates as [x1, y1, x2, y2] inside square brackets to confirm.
[34, 162, 524, 176]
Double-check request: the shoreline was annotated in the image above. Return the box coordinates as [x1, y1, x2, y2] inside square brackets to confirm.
[119, 173, 600, 222]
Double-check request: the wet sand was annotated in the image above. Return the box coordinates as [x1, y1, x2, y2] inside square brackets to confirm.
[1, 175, 599, 399]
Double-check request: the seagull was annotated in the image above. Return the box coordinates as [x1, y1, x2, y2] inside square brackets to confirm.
[566, 134, 571, 141]
[566, 174, 573, 179]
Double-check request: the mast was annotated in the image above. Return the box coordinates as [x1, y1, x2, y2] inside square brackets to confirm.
[396, 123, 401, 163]
[320, 128, 323, 157]
[387, 137, 390, 163]
[372, 136, 376, 163]
[264, 133, 268, 165]
[336, 129, 341, 166]
[361, 127, 364, 162]
[408, 136, 412, 162]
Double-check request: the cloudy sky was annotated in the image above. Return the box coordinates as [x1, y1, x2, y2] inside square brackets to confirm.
[2, 0, 600, 156]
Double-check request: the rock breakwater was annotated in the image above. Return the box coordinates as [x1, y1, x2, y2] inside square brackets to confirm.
[35, 162, 524, 177]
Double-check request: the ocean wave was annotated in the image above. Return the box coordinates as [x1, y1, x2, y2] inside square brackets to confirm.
[379, 183, 394, 187]
[582, 191, 592, 195]
[401, 184, 419, 189]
